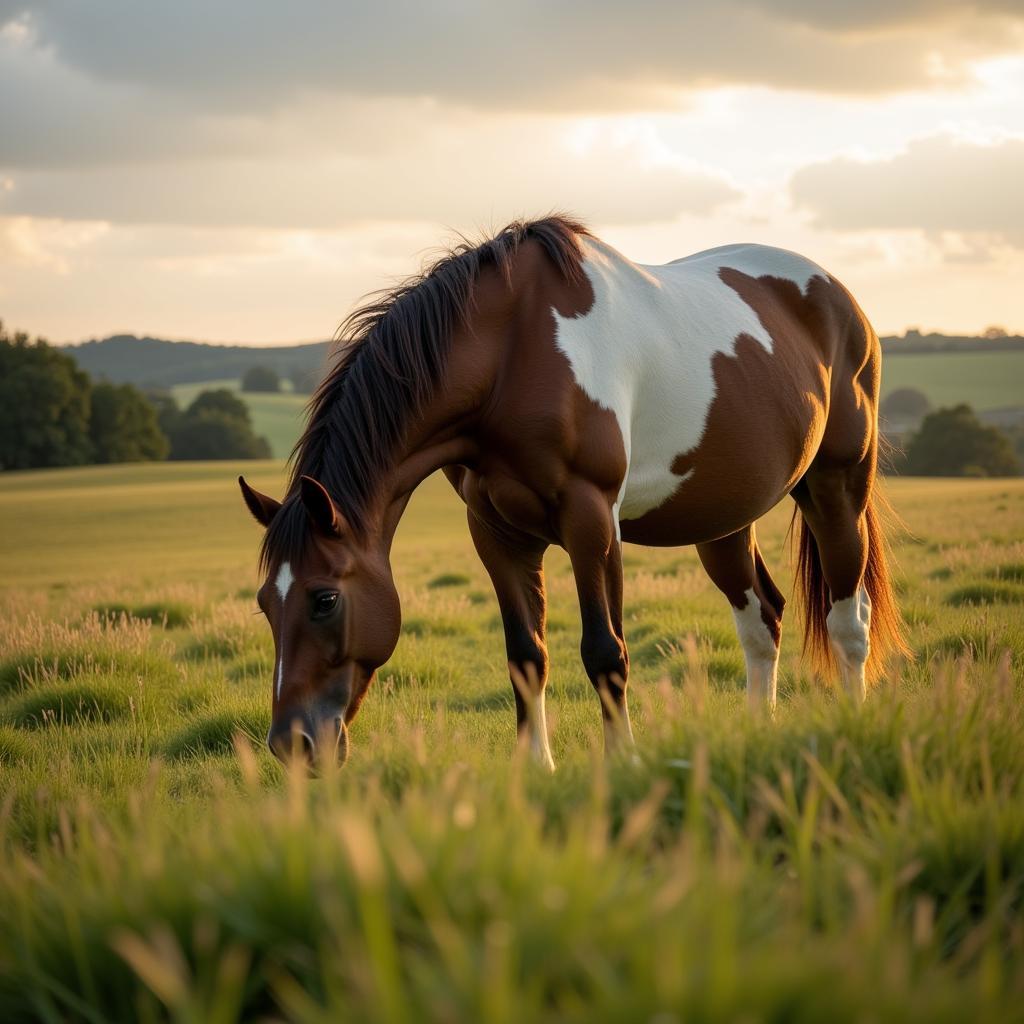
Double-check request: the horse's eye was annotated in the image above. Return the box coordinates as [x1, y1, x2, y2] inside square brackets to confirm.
[312, 591, 339, 619]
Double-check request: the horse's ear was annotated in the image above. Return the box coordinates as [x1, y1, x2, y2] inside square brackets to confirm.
[299, 476, 347, 537]
[238, 476, 281, 528]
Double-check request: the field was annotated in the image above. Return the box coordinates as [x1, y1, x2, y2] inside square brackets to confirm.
[881, 350, 1024, 411]
[1, 463, 1024, 1021]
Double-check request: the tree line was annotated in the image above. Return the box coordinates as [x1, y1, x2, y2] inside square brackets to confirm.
[0, 323, 271, 471]
[880, 388, 1022, 477]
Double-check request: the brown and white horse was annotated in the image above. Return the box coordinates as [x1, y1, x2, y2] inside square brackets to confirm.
[240, 216, 906, 768]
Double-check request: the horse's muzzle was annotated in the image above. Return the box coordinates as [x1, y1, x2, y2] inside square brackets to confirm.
[267, 711, 348, 769]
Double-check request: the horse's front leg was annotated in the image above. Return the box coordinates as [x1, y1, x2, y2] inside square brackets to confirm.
[560, 481, 635, 753]
[466, 509, 555, 771]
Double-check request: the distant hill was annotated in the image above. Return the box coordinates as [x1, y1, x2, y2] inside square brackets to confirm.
[879, 330, 1024, 354]
[63, 335, 332, 389]
[61, 328, 1024, 392]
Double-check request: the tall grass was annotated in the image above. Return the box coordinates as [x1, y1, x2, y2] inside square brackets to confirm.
[1, 466, 1023, 1020]
[1, 664, 1023, 1022]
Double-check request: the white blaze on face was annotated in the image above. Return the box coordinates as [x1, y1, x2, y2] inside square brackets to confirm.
[552, 237, 827, 526]
[274, 561, 294, 699]
[275, 561, 294, 603]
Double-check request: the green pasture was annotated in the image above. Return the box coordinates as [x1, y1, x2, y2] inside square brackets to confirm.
[881, 350, 1024, 411]
[1, 463, 1023, 1021]
[170, 380, 308, 458]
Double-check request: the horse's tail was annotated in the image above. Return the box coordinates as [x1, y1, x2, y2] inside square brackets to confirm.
[793, 482, 908, 682]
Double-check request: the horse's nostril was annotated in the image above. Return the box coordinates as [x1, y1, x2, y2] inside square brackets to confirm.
[267, 722, 316, 763]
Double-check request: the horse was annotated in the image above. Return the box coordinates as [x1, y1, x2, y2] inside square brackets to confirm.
[239, 215, 906, 769]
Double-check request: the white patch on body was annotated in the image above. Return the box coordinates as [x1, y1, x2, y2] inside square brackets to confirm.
[274, 561, 294, 699]
[730, 587, 780, 709]
[826, 587, 872, 702]
[552, 238, 827, 523]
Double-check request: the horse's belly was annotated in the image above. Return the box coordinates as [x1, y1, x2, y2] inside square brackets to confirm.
[618, 361, 826, 546]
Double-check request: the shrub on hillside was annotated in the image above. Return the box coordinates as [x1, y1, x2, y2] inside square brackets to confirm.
[904, 404, 1020, 477]
[241, 365, 280, 393]
[89, 383, 169, 463]
[161, 388, 272, 460]
[881, 387, 931, 422]
[0, 322, 93, 470]
[290, 364, 321, 395]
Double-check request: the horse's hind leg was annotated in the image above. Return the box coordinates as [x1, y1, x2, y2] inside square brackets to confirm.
[791, 459, 873, 701]
[697, 525, 785, 710]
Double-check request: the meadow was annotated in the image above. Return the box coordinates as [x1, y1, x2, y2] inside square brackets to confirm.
[881, 350, 1024, 411]
[1, 462, 1023, 1022]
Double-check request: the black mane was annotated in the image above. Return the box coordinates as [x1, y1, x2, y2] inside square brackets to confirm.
[260, 214, 589, 571]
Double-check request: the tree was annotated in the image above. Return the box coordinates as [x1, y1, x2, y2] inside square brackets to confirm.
[0, 322, 93, 470]
[904, 404, 1020, 478]
[161, 388, 272, 460]
[982, 325, 1008, 340]
[880, 388, 931, 422]
[241, 365, 280, 393]
[290, 364, 321, 395]
[89, 383, 169, 463]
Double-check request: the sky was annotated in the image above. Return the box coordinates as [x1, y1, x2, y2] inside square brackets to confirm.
[1, 1, 1023, 345]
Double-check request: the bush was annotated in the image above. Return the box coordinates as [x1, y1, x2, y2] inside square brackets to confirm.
[162, 389, 272, 460]
[241, 366, 280, 393]
[90, 383, 168, 463]
[880, 387, 931, 422]
[290, 364, 321, 395]
[0, 322, 93, 469]
[904, 404, 1020, 477]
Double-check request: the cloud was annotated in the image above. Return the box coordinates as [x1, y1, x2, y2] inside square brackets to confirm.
[790, 134, 1024, 245]
[0, 110, 740, 229]
[2, 0, 1021, 121]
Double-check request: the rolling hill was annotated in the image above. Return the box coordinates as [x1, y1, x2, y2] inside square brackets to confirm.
[64, 334, 332, 389]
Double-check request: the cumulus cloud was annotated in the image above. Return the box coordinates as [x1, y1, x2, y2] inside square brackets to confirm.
[790, 134, 1024, 245]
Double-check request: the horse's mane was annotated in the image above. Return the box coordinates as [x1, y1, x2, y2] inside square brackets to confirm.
[260, 214, 590, 571]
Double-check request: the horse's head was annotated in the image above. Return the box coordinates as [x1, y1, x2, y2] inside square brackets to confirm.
[239, 475, 401, 767]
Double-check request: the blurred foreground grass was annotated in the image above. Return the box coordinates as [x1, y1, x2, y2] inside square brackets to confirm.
[1, 464, 1023, 1021]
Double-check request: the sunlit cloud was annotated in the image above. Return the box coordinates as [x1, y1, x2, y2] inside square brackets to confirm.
[1, 2, 1022, 342]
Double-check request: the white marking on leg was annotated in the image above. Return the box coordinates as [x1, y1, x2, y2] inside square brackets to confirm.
[553, 238, 827, 520]
[529, 689, 556, 773]
[827, 586, 871, 702]
[731, 587, 779, 710]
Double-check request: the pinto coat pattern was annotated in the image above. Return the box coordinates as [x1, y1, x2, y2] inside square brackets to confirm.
[240, 215, 907, 768]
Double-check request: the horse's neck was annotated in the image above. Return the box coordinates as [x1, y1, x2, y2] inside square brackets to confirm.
[362, 262, 525, 547]
[374, 339, 497, 546]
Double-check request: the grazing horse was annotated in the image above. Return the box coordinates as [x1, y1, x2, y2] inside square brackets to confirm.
[240, 216, 906, 768]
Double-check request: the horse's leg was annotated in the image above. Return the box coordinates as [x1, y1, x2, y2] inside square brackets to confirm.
[792, 460, 872, 701]
[467, 509, 555, 770]
[697, 525, 785, 710]
[560, 483, 634, 752]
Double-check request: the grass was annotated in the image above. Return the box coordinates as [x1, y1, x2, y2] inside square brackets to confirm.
[1, 464, 1023, 1020]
